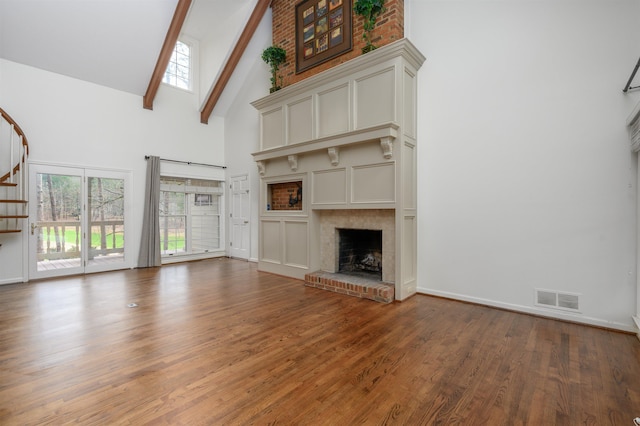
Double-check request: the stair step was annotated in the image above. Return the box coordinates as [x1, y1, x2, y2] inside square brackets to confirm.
[0, 229, 22, 234]
[0, 182, 18, 187]
[0, 199, 27, 203]
[0, 215, 28, 219]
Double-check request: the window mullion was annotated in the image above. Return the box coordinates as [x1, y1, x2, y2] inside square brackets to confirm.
[186, 193, 192, 254]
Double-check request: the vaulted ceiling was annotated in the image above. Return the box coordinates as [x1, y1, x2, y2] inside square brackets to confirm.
[0, 0, 256, 98]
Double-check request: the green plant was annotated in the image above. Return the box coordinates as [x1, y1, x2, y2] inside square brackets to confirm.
[353, 0, 386, 53]
[261, 46, 287, 93]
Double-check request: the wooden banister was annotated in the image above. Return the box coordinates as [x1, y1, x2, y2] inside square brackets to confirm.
[0, 107, 29, 233]
[0, 107, 29, 183]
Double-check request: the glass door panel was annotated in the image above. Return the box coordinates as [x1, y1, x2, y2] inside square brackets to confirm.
[87, 177, 125, 268]
[29, 166, 84, 278]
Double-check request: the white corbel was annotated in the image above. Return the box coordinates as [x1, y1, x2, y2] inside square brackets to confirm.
[328, 147, 340, 166]
[288, 155, 298, 171]
[380, 136, 395, 159]
[256, 161, 266, 176]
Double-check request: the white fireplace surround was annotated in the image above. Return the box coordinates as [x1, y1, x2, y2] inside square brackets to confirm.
[321, 210, 395, 283]
[252, 39, 425, 300]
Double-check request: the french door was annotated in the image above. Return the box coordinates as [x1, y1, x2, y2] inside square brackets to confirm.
[28, 164, 132, 279]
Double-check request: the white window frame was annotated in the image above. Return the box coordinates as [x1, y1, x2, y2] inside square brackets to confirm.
[160, 176, 225, 264]
[162, 37, 198, 93]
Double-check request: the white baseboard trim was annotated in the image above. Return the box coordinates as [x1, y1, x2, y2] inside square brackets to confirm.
[161, 252, 226, 265]
[417, 287, 637, 334]
[0, 277, 25, 286]
[249, 257, 258, 263]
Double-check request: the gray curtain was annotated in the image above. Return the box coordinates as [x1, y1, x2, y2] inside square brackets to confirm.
[138, 156, 161, 267]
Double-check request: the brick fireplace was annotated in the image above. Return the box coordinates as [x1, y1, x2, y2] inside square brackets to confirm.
[252, 39, 425, 301]
[303, 209, 395, 303]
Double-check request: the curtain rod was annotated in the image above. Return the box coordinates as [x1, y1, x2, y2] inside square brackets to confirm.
[145, 155, 227, 169]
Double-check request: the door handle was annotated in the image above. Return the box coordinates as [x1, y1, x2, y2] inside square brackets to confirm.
[30, 223, 38, 235]
[244, 221, 249, 224]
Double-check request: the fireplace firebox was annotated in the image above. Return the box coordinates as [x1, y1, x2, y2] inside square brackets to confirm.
[337, 228, 382, 279]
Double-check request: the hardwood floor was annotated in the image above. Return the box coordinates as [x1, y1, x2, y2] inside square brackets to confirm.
[0, 258, 638, 425]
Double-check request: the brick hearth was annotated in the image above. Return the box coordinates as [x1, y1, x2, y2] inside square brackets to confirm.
[304, 271, 395, 304]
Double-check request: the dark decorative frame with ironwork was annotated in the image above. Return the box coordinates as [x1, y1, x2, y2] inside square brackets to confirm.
[295, 0, 353, 73]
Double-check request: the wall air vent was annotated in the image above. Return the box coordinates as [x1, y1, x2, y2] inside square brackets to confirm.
[535, 288, 580, 313]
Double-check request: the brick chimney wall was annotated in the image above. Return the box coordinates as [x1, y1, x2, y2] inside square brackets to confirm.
[270, 0, 404, 88]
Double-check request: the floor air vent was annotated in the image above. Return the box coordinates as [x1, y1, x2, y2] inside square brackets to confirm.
[535, 289, 580, 312]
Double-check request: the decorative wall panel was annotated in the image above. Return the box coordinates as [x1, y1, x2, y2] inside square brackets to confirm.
[318, 84, 350, 137]
[403, 142, 416, 209]
[403, 69, 416, 138]
[284, 221, 309, 267]
[402, 216, 416, 283]
[355, 67, 395, 129]
[262, 108, 284, 149]
[288, 97, 313, 144]
[351, 162, 395, 203]
[261, 220, 282, 263]
[312, 169, 347, 205]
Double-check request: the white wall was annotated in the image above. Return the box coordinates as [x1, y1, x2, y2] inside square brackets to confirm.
[224, 10, 273, 262]
[409, 0, 640, 331]
[198, 1, 258, 110]
[0, 58, 224, 283]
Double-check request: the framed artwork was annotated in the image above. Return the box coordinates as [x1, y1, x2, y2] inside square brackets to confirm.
[295, 0, 352, 73]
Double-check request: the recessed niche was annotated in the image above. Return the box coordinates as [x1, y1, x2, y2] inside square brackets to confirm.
[267, 181, 303, 211]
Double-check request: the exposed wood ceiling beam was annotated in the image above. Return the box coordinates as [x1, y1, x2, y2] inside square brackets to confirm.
[200, 0, 272, 124]
[143, 0, 192, 110]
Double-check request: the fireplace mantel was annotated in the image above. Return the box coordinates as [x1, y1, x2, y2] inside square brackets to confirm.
[251, 39, 425, 301]
[252, 123, 399, 164]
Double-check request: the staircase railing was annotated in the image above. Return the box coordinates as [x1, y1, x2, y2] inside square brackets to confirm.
[0, 107, 30, 233]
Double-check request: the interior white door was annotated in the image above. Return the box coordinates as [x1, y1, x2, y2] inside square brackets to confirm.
[29, 164, 132, 279]
[229, 174, 250, 259]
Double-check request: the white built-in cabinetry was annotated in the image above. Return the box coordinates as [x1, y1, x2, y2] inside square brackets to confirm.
[251, 39, 425, 300]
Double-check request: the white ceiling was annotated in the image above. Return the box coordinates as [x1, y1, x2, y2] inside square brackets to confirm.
[0, 0, 252, 96]
[182, 0, 253, 42]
